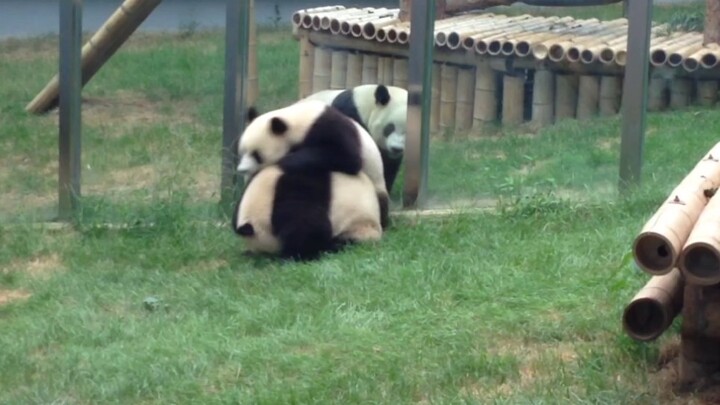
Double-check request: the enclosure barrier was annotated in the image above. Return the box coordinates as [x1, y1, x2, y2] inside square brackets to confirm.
[292, 6, 720, 132]
[624, 141, 720, 386]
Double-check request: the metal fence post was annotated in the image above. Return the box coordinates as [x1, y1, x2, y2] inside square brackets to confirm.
[58, 0, 83, 220]
[221, 0, 251, 214]
[619, 0, 652, 194]
[403, 0, 435, 209]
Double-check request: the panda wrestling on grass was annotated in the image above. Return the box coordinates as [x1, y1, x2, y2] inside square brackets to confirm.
[231, 99, 388, 261]
[303, 84, 408, 193]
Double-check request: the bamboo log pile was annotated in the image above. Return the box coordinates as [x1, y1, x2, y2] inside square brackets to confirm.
[293, 6, 720, 134]
[624, 141, 720, 386]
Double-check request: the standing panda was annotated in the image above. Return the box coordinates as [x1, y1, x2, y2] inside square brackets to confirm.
[232, 163, 383, 261]
[304, 84, 408, 193]
[236, 99, 390, 229]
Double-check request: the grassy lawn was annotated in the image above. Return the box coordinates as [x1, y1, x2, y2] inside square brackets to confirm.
[1, 4, 719, 402]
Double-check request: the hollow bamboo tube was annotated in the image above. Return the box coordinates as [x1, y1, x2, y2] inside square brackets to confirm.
[26, 0, 163, 114]
[440, 64, 458, 131]
[461, 14, 539, 50]
[622, 268, 684, 342]
[697, 81, 719, 107]
[566, 23, 631, 63]
[679, 283, 720, 385]
[576, 75, 600, 121]
[479, 16, 570, 56]
[668, 44, 706, 68]
[545, 19, 625, 62]
[431, 64, 441, 132]
[585, 25, 670, 65]
[386, 22, 410, 44]
[435, 14, 499, 47]
[341, 9, 393, 36]
[329, 8, 376, 34]
[650, 34, 703, 67]
[647, 75, 667, 112]
[361, 54, 379, 85]
[499, 18, 579, 56]
[669, 78, 692, 109]
[633, 143, 720, 276]
[599, 75, 622, 116]
[473, 63, 497, 128]
[247, 0, 258, 106]
[531, 18, 604, 60]
[330, 51, 348, 90]
[298, 34, 315, 99]
[345, 52, 363, 88]
[532, 69, 554, 126]
[446, 18, 520, 50]
[683, 45, 720, 72]
[506, 22, 581, 57]
[554, 74, 578, 121]
[314, 8, 364, 30]
[502, 74, 525, 126]
[700, 46, 720, 69]
[541, 18, 627, 62]
[312, 47, 332, 93]
[293, 5, 345, 28]
[455, 67, 475, 131]
[393, 58, 409, 89]
[361, 18, 401, 40]
[680, 193, 720, 285]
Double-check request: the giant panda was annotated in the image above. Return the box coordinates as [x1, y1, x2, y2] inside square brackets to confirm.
[236, 99, 390, 229]
[304, 84, 408, 193]
[232, 163, 383, 261]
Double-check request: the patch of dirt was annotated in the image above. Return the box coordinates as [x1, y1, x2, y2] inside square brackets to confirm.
[597, 138, 620, 151]
[0, 289, 31, 306]
[0, 35, 59, 62]
[85, 164, 158, 194]
[513, 159, 552, 177]
[24, 253, 65, 279]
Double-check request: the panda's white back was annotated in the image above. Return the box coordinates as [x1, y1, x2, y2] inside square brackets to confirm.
[329, 171, 383, 242]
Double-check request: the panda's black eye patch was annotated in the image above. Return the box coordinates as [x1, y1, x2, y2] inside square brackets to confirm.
[270, 117, 288, 135]
[382, 123, 395, 138]
[251, 151, 264, 164]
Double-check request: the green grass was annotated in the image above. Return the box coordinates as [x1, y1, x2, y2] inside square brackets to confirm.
[0, 12, 718, 403]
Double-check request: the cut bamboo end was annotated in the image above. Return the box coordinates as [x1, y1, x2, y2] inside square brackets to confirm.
[455, 67, 475, 131]
[679, 192, 720, 286]
[622, 268, 683, 342]
[502, 73, 524, 126]
[440, 64, 458, 131]
[312, 47, 332, 93]
[554, 74, 578, 121]
[634, 232, 678, 276]
[576, 75, 600, 121]
[532, 69, 554, 126]
[346, 52, 363, 88]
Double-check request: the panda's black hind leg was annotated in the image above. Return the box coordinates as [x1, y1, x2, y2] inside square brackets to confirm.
[378, 192, 390, 230]
[278, 220, 336, 261]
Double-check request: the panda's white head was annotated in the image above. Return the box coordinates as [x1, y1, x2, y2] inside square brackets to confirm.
[236, 100, 329, 176]
[366, 85, 407, 159]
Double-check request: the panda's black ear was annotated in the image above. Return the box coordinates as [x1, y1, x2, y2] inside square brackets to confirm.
[270, 117, 288, 136]
[247, 107, 260, 122]
[375, 85, 391, 106]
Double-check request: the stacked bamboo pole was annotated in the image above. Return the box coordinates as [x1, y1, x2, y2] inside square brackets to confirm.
[473, 62, 498, 130]
[440, 64, 458, 131]
[312, 47, 332, 93]
[27, 0, 164, 114]
[455, 67, 476, 131]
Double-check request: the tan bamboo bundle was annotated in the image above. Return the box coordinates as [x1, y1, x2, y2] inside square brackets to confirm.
[679, 192, 720, 286]
[576, 75, 600, 121]
[531, 18, 604, 61]
[554, 74, 578, 121]
[583, 24, 670, 64]
[362, 18, 401, 40]
[247, 0, 258, 106]
[440, 64, 458, 131]
[649, 34, 702, 67]
[476, 16, 566, 55]
[341, 9, 393, 36]
[546, 19, 626, 63]
[543, 18, 627, 61]
[599, 75, 622, 116]
[697, 81, 719, 107]
[461, 14, 537, 50]
[622, 268, 684, 342]
[473, 62, 497, 128]
[531, 68, 554, 126]
[431, 64, 441, 132]
[597, 34, 636, 64]
[683, 45, 720, 72]
[313, 8, 363, 30]
[499, 16, 578, 57]
[393, 58, 409, 89]
[329, 8, 376, 34]
[346, 52, 363, 88]
[632, 142, 720, 276]
[670, 78, 693, 109]
[435, 14, 498, 47]
[502, 74, 525, 126]
[455, 67, 476, 131]
[312, 47, 332, 93]
[566, 22, 632, 63]
[330, 51, 348, 90]
[377, 56, 394, 85]
[292, 5, 345, 28]
[647, 75, 667, 112]
[26, 0, 163, 114]
[298, 34, 315, 99]
[361, 54, 379, 85]
[668, 44, 706, 68]
[446, 16, 524, 50]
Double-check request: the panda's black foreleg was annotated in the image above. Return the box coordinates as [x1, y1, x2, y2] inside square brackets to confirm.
[378, 192, 390, 230]
[380, 151, 403, 194]
[280, 146, 363, 176]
